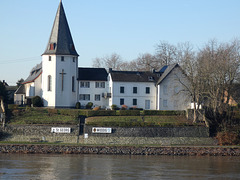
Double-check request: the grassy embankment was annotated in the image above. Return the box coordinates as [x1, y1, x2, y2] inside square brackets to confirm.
[7, 107, 199, 127]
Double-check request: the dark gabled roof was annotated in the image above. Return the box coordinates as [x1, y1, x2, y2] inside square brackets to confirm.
[110, 70, 159, 83]
[156, 63, 179, 85]
[5, 86, 18, 91]
[42, 1, 78, 56]
[78, 68, 108, 81]
[15, 85, 25, 95]
[22, 63, 42, 84]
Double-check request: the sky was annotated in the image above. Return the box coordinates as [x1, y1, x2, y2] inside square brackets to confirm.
[1, 0, 240, 85]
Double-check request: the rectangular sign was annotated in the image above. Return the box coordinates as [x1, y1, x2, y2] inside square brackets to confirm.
[51, 127, 71, 133]
[92, 127, 112, 134]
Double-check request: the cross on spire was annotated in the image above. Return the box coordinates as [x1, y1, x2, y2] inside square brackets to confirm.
[60, 69, 66, 91]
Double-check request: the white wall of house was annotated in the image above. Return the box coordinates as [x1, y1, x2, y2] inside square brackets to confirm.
[109, 75, 156, 109]
[34, 74, 42, 97]
[157, 67, 191, 110]
[14, 94, 25, 105]
[78, 81, 108, 108]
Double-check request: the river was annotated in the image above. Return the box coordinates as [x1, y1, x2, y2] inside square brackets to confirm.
[0, 154, 240, 180]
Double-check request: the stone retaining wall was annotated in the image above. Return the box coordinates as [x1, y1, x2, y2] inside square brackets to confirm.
[0, 144, 239, 156]
[84, 126, 209, 137]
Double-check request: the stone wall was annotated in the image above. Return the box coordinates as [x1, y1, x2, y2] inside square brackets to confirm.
[0, 125, 79, 144]
[84, 126, 209, 137]
[0, 144, 240, 156]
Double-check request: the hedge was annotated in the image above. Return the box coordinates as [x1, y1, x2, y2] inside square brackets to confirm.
[87, 110, 116, 117]
[143, 110, 185, 116]
[119, 110, 140, 116]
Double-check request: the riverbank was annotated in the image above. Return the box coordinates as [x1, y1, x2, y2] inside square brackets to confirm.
[0, 144, 239, 156]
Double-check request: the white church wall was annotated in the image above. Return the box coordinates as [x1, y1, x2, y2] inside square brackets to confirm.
[157, 67, 191, 110]
[34, 74, 42, 97]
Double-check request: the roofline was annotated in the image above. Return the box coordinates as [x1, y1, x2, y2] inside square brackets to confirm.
[22, 71, 42, 85]
[156, 64, 179, 85]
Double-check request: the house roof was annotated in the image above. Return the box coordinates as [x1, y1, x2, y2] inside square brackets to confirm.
[156, 63, 179, 85]
[78, 68, 108, 81]
[42, 1, 78, 56]
[5, 86, 18, 91]
[22, 63, 42, 84]
[15, 85, 25, 95]
[110, 70, 160, 83]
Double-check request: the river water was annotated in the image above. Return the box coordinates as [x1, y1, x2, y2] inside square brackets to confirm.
[0, 154, 240, 180]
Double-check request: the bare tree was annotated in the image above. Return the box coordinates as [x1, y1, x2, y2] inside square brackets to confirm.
[92, 53, 123, 70]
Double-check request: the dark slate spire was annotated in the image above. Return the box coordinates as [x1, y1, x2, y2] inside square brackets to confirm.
[43, 1, 79, 56]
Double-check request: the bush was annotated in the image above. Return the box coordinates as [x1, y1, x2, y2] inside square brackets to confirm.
[119, 110, 140, 116]
[111, 104, 119, 110]
[216, 131, 240, 145]
[8, 104, 19, 110]
[143, 110, 185, 116]
[76, 102, 81, 109]
[121, 105, 128, 110]
[93, 106, 101, 111]
[32, 96, 43, 107]
[86, 102, 93, 109]
[87, 110, 116, 117]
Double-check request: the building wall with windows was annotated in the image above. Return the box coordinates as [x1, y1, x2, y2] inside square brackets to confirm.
[108, 79, 156, 110]
[79, 81, 108, 108]
[157, 66, 191, 110]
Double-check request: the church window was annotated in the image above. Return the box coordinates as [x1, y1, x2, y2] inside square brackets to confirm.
[72, 76, 75, 92]
[79, 94, 90, 101]
[95, 94, 101, 101]
[61, 56, 64, 61]
[48, 75, 52, 91]
[49, 43, 56, 50]
[49, 56, 51, 61]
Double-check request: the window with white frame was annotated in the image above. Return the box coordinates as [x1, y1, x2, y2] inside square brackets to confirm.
[80, 82, 90, 88]
[95, 94, 101, 101]
[79, 94, 90, 101]
[95, 82, 105, 88]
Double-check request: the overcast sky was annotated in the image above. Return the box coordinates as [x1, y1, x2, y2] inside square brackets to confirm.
[1, 0, 240, 85]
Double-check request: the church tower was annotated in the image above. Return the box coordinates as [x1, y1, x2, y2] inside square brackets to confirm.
[42, 1, 79, 107]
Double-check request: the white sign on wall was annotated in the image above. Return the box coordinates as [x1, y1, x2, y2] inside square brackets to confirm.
[92, 127, 112, 134]
[51, 127, 71, 133]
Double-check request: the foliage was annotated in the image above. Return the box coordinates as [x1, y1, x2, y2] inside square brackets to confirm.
[32, 96, 43, 107]
[75, 102, 81, 109]
[119, 110, 140, 116]
[121, 105, 127, 110]
[87, 110, 116, 117]
[111, 104, 119, 110]
[216, 131, 240, 145]
[143, 110, 185, 116]
[93, 106, 101, 111]
[86, 102, 93, 109]
[85, 115, 193, 127]
[16, 78, 24, 87]
[0, 81, 7, 104]
[8, 104, 19, 110]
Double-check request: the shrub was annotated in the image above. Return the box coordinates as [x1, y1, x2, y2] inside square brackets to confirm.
[216, 131, 240, 145]
[76, 102, 81, 109]
[8, 104, 19, 110]
[143, 110, 185, 116]
[93, 106, 101, 111]
[86, 102, 93, 109]
[119, 110, 140, 116]
[121, 104, 127, 110]
[111, 104, 118, 110]
[32, 96, 43, 107]
[87, 110, 116, 117]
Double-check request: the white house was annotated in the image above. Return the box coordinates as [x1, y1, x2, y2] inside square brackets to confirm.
[14, 1, 191, 110]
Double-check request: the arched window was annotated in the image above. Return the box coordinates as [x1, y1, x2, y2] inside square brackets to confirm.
[48, 75, 52, 91]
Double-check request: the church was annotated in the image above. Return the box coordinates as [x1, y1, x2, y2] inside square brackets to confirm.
[14, 1, 191, 110]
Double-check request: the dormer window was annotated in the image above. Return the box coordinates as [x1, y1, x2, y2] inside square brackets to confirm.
[61, 56, 64, 61]
[148, 76, 154, 81]
[49, 43, 56, 50]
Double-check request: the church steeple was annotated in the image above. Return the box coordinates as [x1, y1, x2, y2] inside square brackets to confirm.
[43, 1, 78, 56]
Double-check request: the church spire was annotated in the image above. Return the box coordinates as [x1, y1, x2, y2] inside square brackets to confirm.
[43, 1, 78, 56]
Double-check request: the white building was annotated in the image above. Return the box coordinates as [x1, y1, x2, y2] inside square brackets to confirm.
[14, 1, 191, 110]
